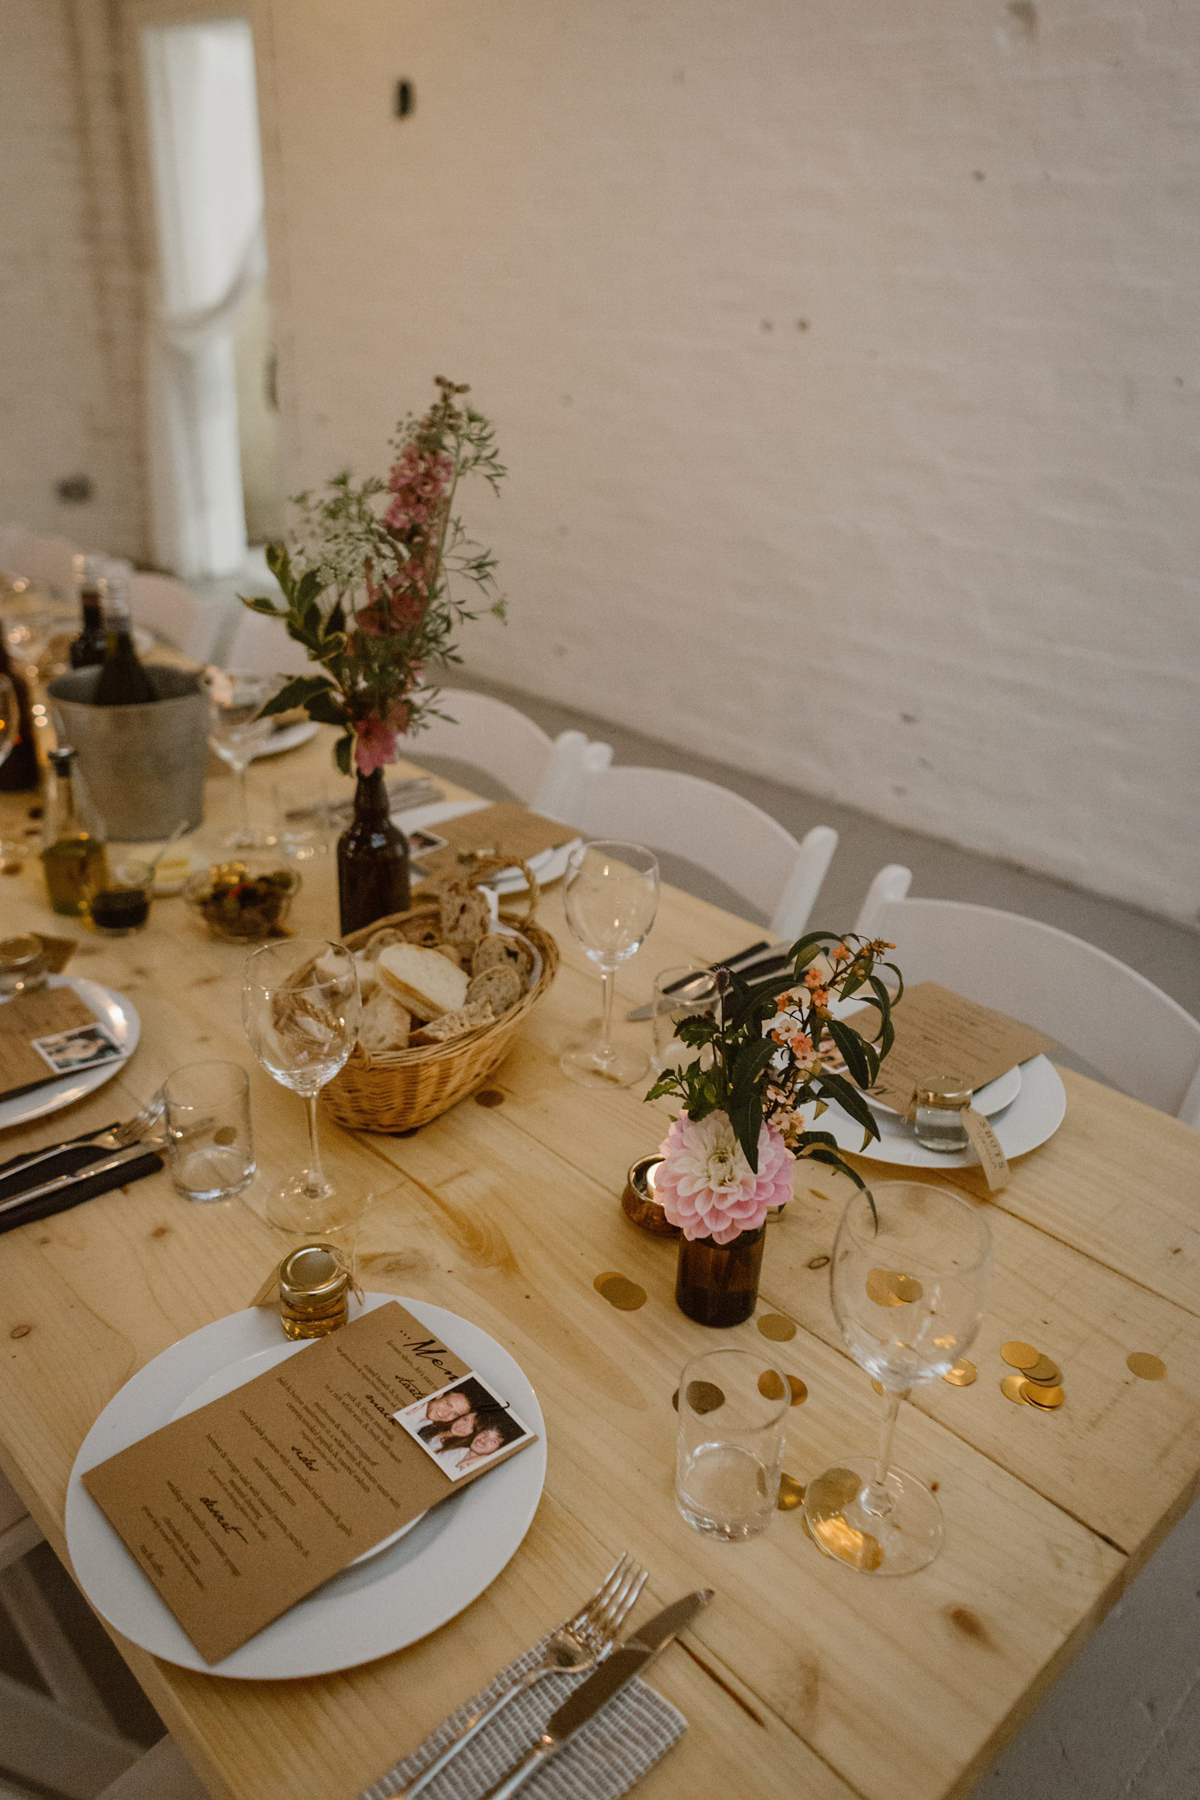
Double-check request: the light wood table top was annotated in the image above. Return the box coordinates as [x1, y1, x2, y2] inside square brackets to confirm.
[1, 730, 1198, 1800]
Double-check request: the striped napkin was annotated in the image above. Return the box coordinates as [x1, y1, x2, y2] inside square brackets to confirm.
[360, 1632, 687, 1800]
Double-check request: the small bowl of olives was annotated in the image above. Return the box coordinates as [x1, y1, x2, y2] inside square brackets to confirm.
[184, 857, 301, 943]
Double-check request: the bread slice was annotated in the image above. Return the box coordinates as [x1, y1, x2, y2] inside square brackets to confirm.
[357, 988, 411, 1054]
[465, 963, 522, 1016]
[410, 1001, 495, 1046]
[377, 942, 469, 1021]
[440, 886, 491, 948]
[472, 932, 533, 983]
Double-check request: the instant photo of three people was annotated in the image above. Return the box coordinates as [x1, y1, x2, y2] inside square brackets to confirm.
[394, 1374, 533, 1481]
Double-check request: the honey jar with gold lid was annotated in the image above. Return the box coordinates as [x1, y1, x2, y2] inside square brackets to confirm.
[278, 1243, 353, 1340]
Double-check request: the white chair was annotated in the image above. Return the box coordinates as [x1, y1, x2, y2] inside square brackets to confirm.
[224, 607, 315, 679]
[573, 765, 838, 940]
[856, 865, 1200, 1125]
[409, 689, 614, 822]
[127, 574, 218, 665]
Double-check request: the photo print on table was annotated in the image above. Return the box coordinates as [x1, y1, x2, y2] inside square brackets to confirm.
[32, 1022, 123, 1075]
[395, 1373, 534, 1482]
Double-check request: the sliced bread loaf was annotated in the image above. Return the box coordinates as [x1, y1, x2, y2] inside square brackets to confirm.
[377, 942, 469, 1021]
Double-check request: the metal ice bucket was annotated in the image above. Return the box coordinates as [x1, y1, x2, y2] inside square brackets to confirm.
[47, 665, 208, 841]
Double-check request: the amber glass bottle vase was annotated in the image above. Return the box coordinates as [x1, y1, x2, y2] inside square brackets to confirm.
[337, 768, 410, 935]
[675, 1226, 766, 1328]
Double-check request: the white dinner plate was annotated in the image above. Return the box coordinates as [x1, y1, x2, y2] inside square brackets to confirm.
[0, 976, 140, 1132]
[65, 1294, 546, 1679]
[250, 719, 319, 759]
[394, 798, 581, 893]
[866, 1062, 1022, 1120]
[797, 1053, 1065, 1169]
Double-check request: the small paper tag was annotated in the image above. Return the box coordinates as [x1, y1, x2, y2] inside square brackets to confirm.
[249, 1266, 280, 1307]
[962, 1107, 1010, 1191]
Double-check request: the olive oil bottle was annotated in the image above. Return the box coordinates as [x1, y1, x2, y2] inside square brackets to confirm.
[42, 746, 108, 917]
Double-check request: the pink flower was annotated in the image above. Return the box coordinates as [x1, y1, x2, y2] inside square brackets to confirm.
[352, 698, 411, 775]
[654, 1112, 794, 1245]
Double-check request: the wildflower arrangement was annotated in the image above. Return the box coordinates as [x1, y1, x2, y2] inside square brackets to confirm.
[646, 932, 902, 1242]
[240, 377, 505, 777]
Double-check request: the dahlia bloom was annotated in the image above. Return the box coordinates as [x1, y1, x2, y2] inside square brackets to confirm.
[654, 1112, 794, 1244]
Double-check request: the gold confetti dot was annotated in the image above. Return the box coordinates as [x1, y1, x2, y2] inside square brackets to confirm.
[671, 1388, 679, 1411]
[684, 1380, 725, 1415]
[871, 1378, 883, 1396]
[1023, 1355, 1060, 1385]
[757, 1313, 797, 1341]
[942, 1359, 976, 1387]
[1127, 1352, 1167, 1381]
[866, 1268, 923, 1307]
[1000, 1341, 1039, 1370]
[811, 1515, 884, 1571]
[787, 1375, 808, 1406]
[758, 1370, 786, 1401]
[213, 1125, 237, 1147]
[1000, 1374, 1029, 1406]
[594, 1274, 647, 1311]
[807, 1254, 830, 1270]
[1023, 1383, 1064, 1410]
[777, 1473, 805, 1511]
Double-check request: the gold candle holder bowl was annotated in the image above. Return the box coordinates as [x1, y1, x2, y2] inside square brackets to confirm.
[621, 1154, 679, 1237]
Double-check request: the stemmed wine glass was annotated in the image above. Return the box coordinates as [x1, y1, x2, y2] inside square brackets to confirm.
[804, 1180, 992, 1575]
[207, 669, 278, 848]
[242, 939, 362, 1234]
[560, 840, 660, 1087]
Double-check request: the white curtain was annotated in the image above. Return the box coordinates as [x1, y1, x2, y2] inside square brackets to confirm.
[141, 19, 265, 579]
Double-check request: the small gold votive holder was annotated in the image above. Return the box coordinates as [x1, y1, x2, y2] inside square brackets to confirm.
[621, 1155, 679, 1237]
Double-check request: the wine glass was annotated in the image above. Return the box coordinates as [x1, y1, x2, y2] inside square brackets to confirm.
[242, 939, 362, 1234]
[207, 669, 278, 847]
[560, 840, 659, 1087]
[804, 1180, 991, 1576]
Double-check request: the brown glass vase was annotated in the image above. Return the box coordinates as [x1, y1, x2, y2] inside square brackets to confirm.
[675, 1225, 765, 1328]
[337, 768, 410, 934]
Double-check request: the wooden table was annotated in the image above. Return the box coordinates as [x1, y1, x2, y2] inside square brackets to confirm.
[1, 731, 1198, 1800]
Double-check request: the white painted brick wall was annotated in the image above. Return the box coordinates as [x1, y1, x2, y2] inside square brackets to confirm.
[259, 0, 1199, 926]
[0, 0, 145, 561]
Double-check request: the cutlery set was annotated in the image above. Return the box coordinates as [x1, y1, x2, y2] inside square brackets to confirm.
[374, 1559, 711, 1800]
[626, 937, 791, 1021]
[0, 1091, 167, 1227]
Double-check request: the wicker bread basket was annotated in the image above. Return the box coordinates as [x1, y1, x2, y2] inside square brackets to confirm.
[322, 856, 559, 1134]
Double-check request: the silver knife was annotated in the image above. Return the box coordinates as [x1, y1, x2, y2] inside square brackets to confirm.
[0, 1140, 164, 1216]
[476, 1589, 713, 1800]
[627, 945, 791, 1021]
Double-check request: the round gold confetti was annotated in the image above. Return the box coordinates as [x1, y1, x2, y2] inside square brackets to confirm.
[213, 1125, 237, 1146]
[757, 1313, 798, 1342]
[1023, 1356, 1060, 1385]
[758, 1370, 786, 1402]
[684, 1379, 725, 1415]
[594, 1274, 647, 1311]
[1000, 1341, 1039, 1370]
[1000, 1374, 1029, 1406]
[671, 1388, 678, 1411]
[787, 1375, 808, 1406]
[871, 1378, 883, 1396]
[777, 1473, 805, 1511]
[866, 1268, 924, 1308]
[1127, 1352, 1167, 1382]
[1023, 1383, 1064, 1410]
[942, 1359, 976, 1387]
[810, 1516, 884, 1571]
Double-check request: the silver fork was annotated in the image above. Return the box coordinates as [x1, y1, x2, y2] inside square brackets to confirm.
[395, 1553, 648, 1800]
[2, 1090, 165, 1188]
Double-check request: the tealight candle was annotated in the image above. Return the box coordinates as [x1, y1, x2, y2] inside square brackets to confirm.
[620, 1154, 680, 1238]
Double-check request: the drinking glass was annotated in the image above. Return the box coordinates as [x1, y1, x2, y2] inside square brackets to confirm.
[560, 840, 659, 1087]
[163, 1062, 255, 1202]
[652, 963, 719, 1073]
[242, 939, 362, 1234]
[207, 669, 278, 848]
[676, 1347, 790, 1540]
[804, 1180, 992, 1575]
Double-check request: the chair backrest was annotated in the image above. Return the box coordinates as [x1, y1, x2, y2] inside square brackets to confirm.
[224, 607, 315, 677]
[408, 689, 612, 821]
[129, 572, 218, 664]
[574, 765, 837, 939]
[856, 865, 1200, 1124]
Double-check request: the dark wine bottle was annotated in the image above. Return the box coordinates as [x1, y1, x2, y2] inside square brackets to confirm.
[68, 554, 108, 670]
[92, 567, 158, 707]
[337, 768, 410, 934]
[0, 634, 40, 791]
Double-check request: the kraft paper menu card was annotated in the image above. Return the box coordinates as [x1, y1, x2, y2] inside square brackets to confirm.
[0, 984, 120, 1102]
[855, 981, 1057, 1114]
[415, 803, 576, 879]
[82, 1302, 537, 1664]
